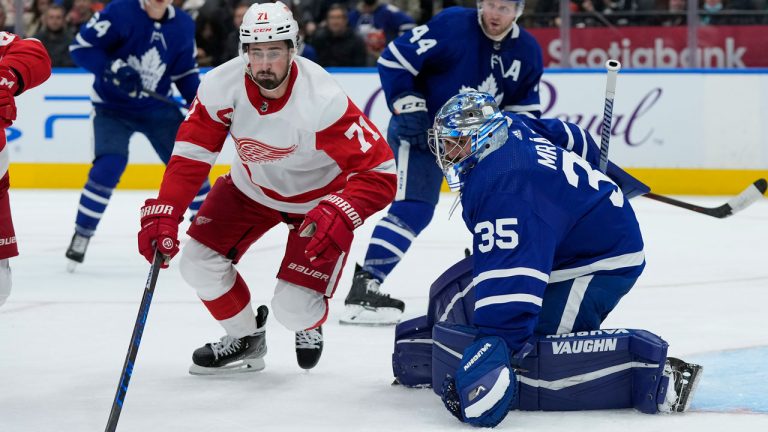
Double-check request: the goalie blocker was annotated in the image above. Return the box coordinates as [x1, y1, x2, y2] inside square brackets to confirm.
[392, 257, 702, 417]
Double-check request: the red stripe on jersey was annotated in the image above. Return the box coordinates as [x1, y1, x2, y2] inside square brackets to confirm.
[176, 97, 229, 153]
[201, 273, 251, 321]
[159, 155, 214, 209]
[242, 162, 349, 204]
[315, 97, 396, 221]
[244, 63, 299, 115]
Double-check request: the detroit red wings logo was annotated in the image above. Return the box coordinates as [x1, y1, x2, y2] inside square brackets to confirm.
[232, 135, 297, 163]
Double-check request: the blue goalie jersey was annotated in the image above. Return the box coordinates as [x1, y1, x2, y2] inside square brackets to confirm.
[460, 117, 645, 352]
[377, 7, 543, 119]
[69, 0, 199, 112]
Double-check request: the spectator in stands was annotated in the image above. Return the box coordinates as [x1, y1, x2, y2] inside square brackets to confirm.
[657, 0, 687, 26]
[311, 3, 367, 67]
[222, 1, 251, 63]
[348, 0, 414, 65]
[33, 4, 74, 67]
[66, 0, 94, 31]
[0, 4, 12, 33]
[25, 0, 52, 37]
[195, 7, 229, 66]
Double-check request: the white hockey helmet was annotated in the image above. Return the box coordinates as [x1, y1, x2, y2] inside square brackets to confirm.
[238, 1, 300, 63]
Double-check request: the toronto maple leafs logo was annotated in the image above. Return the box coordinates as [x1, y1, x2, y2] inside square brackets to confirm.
[232, 135, 297, 164]
[126, 47, 166, 94]
[459, 74, 504, 105]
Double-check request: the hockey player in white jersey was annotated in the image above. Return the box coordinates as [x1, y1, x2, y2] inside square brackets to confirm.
[137, 2, 397, 373]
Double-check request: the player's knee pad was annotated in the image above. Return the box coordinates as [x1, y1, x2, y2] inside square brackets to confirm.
[0, 259, 10, 307]
[392, 315, 433, 387]
[387, 200, 435, 235]
[179, 240, 237, 299]
[270, 280, 328, 331]
[89, 154, 128, 189]
[432, 323, 670, 414]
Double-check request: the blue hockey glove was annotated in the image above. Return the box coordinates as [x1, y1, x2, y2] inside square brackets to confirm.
[440, 336, 517, 428]
[391, 92, 429, 151]
[104, 59, 143, 98]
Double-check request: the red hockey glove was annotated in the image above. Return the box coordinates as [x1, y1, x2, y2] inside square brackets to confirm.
[138, 198, 184, 268]
[0, 67, 20, 128]
[299, 195, 362, 267]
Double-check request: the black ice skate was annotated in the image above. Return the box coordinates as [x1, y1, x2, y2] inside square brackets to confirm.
[189, 305, 269, 375]
[295, 326, 323, 370]
[659, 357, 703, 413]
[339, 264, 405, 325]
[65, 233, 91, 273]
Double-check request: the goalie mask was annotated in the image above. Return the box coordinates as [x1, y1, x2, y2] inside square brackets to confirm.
[238, 1, 300, 65]
[428, 91, 508, 191]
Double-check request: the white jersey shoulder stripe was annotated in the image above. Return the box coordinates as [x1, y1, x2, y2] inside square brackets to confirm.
[386, 42, 418, 76]
[172, 141, 220, 166]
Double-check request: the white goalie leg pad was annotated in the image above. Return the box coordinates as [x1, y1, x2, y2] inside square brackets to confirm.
[271, 279, 327, 331]
[179, 239, 238, 300]
[0, 259, 10, 307]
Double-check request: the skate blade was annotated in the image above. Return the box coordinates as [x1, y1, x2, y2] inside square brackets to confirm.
[339, 305, 402, 326]
[66, 260, 78, 273]
[188, 358, 266, 376]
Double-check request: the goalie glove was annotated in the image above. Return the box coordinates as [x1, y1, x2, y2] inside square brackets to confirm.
[391, 92, 429, 151]
[440, 336, 517, 428]
[298, 195, 362, 267]
[138, 199, 184, 268]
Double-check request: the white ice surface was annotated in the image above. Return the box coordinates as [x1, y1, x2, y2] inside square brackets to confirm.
[1, 190, 767, 431]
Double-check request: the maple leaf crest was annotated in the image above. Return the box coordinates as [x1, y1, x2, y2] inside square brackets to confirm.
[459, 74, 504, 104]
[126, 47, 166, 95]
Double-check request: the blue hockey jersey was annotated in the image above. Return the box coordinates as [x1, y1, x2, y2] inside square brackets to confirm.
[69, 0, 199, 112]
[377, 7, 543, 119]
[460, 116, 645, 352]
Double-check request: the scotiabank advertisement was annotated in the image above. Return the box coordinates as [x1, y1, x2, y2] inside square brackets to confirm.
[530, 26, 768, 68]
[6, 69, 768, 178]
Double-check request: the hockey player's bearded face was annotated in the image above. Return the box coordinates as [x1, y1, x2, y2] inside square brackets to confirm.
[479, 0, 518, 37]
[247, 41, 292, 90]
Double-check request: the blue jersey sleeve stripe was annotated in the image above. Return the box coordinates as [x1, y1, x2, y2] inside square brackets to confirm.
[473, 267, 549, 287]
[555, 275, 592, 334]
[504, 103, 541, 113]
[386, 42, 418, 76]
[559, 120, 575, 151]
[376, 56, 406, 71]
[69, 34, 93, 51]
[475, 293, 543, 311]
[579, 126, 589, 160]
[550, 250, 645, 283]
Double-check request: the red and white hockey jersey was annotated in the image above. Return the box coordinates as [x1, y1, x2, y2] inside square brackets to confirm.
[0, 32, 52, 180]
[160, 56, 396, 221]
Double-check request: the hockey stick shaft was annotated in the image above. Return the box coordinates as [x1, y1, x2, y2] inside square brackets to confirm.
[599, 60, 621, 173]
[642, 178, 767, 219]
[142, 88, 187, 109]
[105, 251, 163, 432]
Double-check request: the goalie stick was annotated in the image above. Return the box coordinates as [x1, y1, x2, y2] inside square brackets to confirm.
[105, 251, 164, 432]
[643, 178, 767, 219]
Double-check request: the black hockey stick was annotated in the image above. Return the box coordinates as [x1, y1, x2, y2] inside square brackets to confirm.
[105, 251, 164, 432]
[643, 178, 767, 219]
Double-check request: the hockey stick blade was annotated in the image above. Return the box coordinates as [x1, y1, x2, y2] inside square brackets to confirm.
[643, 178, 767, 219]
